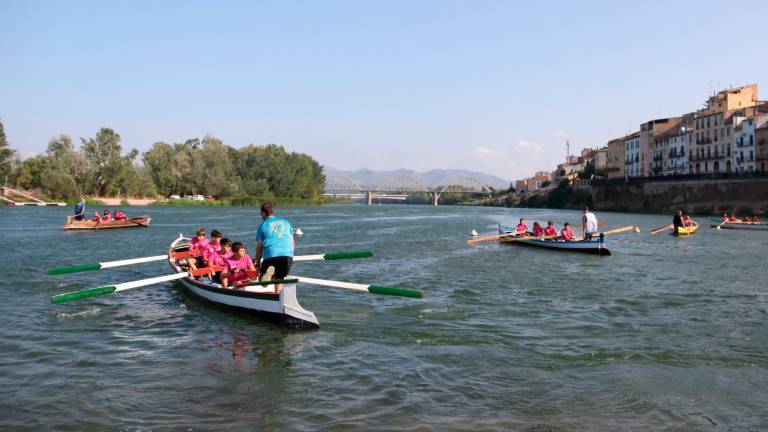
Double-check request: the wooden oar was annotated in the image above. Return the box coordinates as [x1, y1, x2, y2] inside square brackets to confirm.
[50, 268, 212, 304]
[125, 217, 149, 228]
[290, 275, 423, 299]
[467, 230, 525, 244]
[651, 224, 674, 235]
[601, 225, 639, 236]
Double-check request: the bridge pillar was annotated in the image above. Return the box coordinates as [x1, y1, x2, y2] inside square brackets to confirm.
[366, 191, 373, 205]
[431, 192, 441, 206]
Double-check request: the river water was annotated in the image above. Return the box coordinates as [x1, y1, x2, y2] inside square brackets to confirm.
[1, 204, 766, 430]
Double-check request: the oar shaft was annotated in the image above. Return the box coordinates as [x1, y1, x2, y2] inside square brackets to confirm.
[292, 251, 373, 262]
[47, 255, 169, 275]
[51, 272, 189, 304]
[294, 276, 423, 299]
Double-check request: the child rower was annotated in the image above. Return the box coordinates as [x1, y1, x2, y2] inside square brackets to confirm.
[221, 242, 257, 288]
[93, 211, 101, 222]
[683, 215, 693, 227]
[188, 228, 209, 271]
[515, 218, 528, 233]
[531, 221, 544, 237]
[560, 222, 575, 241]
[102, 209, 112, 222]
[206, 238, 232, 283]
[543, 221, 557, 238]
[203, 230, 223, 266]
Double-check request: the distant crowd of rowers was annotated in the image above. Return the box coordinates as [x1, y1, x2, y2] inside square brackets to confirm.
[508, 207, 601, 241]
[181, 203, 296, 292]
[720, 213, 762, 223]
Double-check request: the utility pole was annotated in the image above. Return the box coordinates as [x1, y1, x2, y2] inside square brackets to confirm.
[566, 139, 570, 160]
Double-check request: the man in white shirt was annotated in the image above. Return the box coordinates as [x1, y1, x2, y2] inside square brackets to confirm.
[582, 206, 599, 240]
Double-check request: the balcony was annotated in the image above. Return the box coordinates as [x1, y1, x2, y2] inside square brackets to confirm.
[689, 154, 728, 162]
[736, 157, 755, 164]
[735, 141, 754, 148]
[653, 155, 663, 161]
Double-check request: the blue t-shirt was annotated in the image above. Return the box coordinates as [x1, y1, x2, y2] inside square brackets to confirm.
[256, 216, 294, 259]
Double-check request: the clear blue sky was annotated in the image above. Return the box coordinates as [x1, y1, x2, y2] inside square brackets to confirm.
[2, 0, 767, 180]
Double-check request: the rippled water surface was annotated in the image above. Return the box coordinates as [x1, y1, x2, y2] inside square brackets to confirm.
[1, 204, 767, 430]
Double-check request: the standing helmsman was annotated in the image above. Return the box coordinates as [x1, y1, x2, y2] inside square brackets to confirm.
[672, 210, 684, 235]
[73, 198, 86, 221]
[582, 206, 599, 240]
[254, 202, 295, 293]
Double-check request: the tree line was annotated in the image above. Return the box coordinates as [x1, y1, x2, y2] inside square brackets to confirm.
[0, 121, 325, 202]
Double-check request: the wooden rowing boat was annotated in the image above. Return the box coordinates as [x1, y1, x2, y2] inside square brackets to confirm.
[672, 222, 699, 236]
[498, 225, 611, 255]
[709, 219, 768, 231]
[168, 236, 319, 329]
[61, 215, 151, 230]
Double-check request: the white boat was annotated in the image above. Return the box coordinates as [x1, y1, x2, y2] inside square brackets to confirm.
[498, 225, 611, 255]
[709, 219, 768, 231]
[168, 236, 319, 329]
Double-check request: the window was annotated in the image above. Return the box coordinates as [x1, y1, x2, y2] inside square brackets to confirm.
[727, 126, 731, 136]
[750, 135, 754, 146]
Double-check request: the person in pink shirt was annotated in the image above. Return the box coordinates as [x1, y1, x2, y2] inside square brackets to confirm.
[93, 211, 101, 222]
[531, 222, 544, 237]
[102, 209, 111, 222]
[188, 228, 209, 271]
[543, 221, 558, 238]
[560, 222, 575, 241]
[203, 230, 223, 265]
[221, 242, 257, 288]
[515, 218, 528, 235]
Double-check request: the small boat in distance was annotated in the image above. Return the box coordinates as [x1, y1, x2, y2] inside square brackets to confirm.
[673, 222, 699, 236]
[709, 219, 768, 231]
[498, 225, 611, 255]
[61, 215, 151, 230]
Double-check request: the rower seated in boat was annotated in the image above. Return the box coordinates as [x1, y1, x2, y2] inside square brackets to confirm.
[729, 213, 737, 222]
[531, 221, 544, 237]
[202, 230, 223, 265]
[515, 218, 529, 236]
[221, 242, 257, 288]
[560, 222, 575, 241]
[742, 215, 751, 223]
[187, 228, 209, 271]
[102, 209, 112, 222]
[543, 221, 557, 237]
[205, 237, 232, 283]
[93, 211, 101, 222]
[683, 215, 693, 227]
[721, 213, 729, 222]
[752, 216, 761, 223]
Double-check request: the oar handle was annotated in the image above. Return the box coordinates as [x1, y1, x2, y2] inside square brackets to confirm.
[51, 285, 117, 304]
[324, 251, 373, 260]
[48, 262, 101, 275]
[368, 285, 424, 298]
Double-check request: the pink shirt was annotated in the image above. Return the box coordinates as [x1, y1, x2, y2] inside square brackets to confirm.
[102, 214, 111, 222]
[225, 254, 254, 272]
[561, 227, 575, 240]
[516, 223, 528, 232]
[190, 237, 209, 256]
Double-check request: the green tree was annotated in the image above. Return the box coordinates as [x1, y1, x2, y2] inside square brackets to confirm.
[17, 156, 56, 189]
[80, 128, 138, 195]
[197, 135, 233, 197]
[143, 142, 178, 196]
[0, 119, 16, 184]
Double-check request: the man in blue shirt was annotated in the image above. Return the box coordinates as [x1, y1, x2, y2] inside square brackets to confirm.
[254, 202, 294, 292]
[73, 199, 86, 221]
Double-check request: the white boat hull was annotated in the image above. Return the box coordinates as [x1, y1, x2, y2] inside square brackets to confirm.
[499, 225, 611, 255]
[169, 236, 319, 328]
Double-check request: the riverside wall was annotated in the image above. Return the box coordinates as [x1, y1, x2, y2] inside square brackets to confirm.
[590, 178, 768, 214]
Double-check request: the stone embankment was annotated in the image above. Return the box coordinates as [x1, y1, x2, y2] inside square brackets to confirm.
[589, 178, 768, 214]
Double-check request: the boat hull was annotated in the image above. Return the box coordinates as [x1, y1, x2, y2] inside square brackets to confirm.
[62, 215, 151, 230]
[498, 226, 611, 255]
[709, 219, 768, 230]
[169, 236, 319, 329]
[672, 223, 698, 236]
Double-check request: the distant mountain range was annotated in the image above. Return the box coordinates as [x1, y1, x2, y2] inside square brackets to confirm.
[323, 167, 511, 189]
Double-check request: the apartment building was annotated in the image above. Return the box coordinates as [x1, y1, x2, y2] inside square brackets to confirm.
[606, 136, 626, 179]
[515, 171, 554, 193]
[641, 117, 682, 177]
[624, 132, 641, 178]
[691, 84, 759, 174]
[733, 106, 768, 173]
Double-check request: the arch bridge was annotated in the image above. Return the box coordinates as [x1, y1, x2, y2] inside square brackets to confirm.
[323, 175, 494, 205]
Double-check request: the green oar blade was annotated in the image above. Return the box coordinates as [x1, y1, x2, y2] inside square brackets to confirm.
[51, 285, 117, 304]
[323, 251, 373, 260]
[47, 262, 102, 275]
[368, 285, 424, 299]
